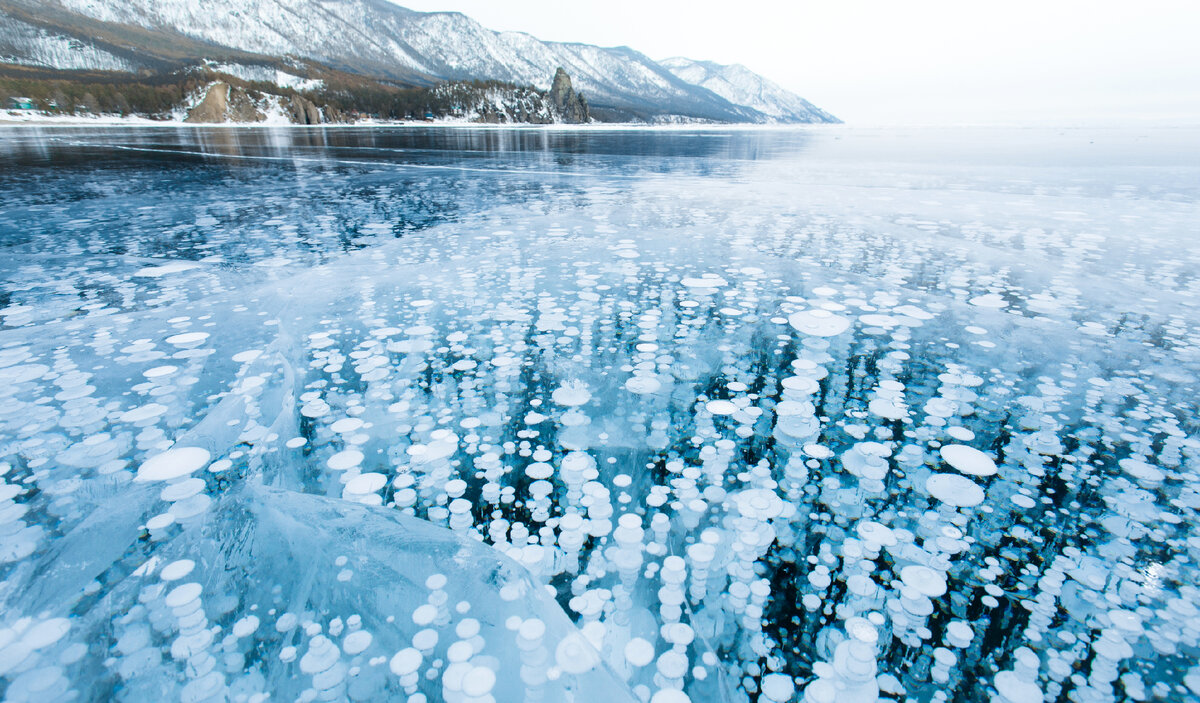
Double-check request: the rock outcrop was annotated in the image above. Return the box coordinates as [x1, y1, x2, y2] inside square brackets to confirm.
[182, 73, 590, 125]
[549, 68, 589, 124]
[184, 82, 344, 124]
[183, 82, 230, 123]
[324, 104, 347, 124]
[184, 82, 265, 123]
[443, 70, 589, 124]
[227, 86, 265, 122]
[285, 94, 322, 125]
[431, 81, 555, 124]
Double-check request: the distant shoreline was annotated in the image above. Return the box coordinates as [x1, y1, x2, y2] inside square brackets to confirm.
[0, 112, 836, 131]
[5, 114, 1191, 130]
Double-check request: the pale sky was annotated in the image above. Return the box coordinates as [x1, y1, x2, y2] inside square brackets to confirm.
[394, 0, 1200, 125]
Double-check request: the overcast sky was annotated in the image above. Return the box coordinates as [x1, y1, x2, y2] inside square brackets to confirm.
[394, 0, 1200, 125]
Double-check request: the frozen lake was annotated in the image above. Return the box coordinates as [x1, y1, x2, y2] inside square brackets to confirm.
[0, 125, 1198, 702]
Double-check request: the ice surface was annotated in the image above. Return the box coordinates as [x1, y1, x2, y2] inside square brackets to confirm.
[0, 125, 1198, 702]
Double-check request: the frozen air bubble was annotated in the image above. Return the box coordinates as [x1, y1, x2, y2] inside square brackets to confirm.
[554, 632, 598, 674]
[939, 445, 998, 477]
[165, 332, 210, 347]
[327, 450, 365, 471]
[626, 376, 662, 394]
[461, 666, 496, 696]
[761, 673, 796, 702]
[343, 630, 372, 655]
[552, 381, 592, 406]
[160, 478, 205, 502]
[706, 400, 737, 416]
[206, 459, 232, 474]
[232, 616, 260, 638]
[231, 349, 263, 363]
[160, 559, 195, 582]
[925, 473, 985, 508]
[164, 582, 203, 610]
[22, 619, 70, 649]
[788, 309, 851, 337]
[868, 398, 908, 420]
[331, 418, 365, 434]
[900, 565, 948, 598]
[680, 275, 728, 289]
[625, 638, 655, 667]
[993, 670, 1044, 703]
[389, 648, 422, 676]
[344, 473, 387, 495]
[968, 294, 1007, 309]
[136, 447, 210, 482]
[1118, 458, 1165, 484]
[781, 376, 821, 395]
[120, 404, 168, 424]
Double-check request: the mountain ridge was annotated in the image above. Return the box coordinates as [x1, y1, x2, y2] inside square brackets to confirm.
[1, 0, 838, 124]
[660, 57, 838, 124]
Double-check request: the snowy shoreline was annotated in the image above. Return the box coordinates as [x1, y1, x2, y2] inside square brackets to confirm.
[0, 110, 839, 131]
[3, 112, 1193, 131]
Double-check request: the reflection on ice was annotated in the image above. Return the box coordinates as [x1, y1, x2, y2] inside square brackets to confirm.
[0, 126, 1199, 702]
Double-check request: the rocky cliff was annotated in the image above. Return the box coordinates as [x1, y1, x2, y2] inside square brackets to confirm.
[416, 70, 592, 125]
[284, 94, 319, 125]
[549, 67, 588, 124]
[183, 81, 337, 124]
[184, 82, 261, 123]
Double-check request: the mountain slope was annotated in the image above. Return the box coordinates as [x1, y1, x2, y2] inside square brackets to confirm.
[660, 57, 839, 124]
[0, 10, 137, 71]
[4, 0, 837, 123]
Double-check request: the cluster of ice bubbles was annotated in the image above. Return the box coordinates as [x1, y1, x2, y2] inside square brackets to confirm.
[1, 137, 1200, 702]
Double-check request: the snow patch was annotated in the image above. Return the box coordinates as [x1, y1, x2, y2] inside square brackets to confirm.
[209, 63, 324, 92]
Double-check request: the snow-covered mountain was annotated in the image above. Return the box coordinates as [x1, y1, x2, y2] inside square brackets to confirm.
[1, 0, 837, 123]
[0, 10, 134, 71]
[660, 57, 839, 124]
